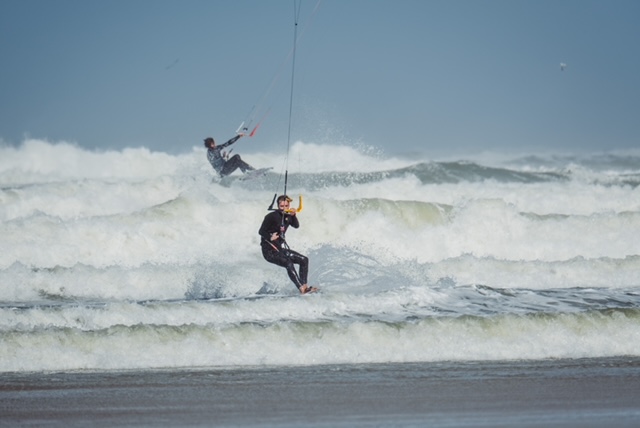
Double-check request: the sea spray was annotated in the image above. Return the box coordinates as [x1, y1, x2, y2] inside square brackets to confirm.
[1, 139, 639, 372]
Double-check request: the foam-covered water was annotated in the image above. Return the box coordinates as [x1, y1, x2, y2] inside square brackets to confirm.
[1, 139, 639, 372]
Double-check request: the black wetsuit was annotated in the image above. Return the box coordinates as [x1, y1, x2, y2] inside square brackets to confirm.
[207, 135, 254, 177]
[258, 210, 309, 289]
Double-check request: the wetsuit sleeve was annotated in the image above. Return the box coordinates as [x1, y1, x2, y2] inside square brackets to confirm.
[220, 134, 242, 149]
[287, 214, 299, 229]
[258, 212, 277, 240]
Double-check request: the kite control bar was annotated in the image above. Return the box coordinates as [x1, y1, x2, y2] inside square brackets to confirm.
[267, 194, 303, 214]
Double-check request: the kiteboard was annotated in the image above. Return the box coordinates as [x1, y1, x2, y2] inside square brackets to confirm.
[239, 167, 273, 181]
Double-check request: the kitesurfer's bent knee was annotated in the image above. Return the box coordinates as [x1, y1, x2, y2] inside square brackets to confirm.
[287, 250, 308, 285]
[221, 155, 254, 176]
[261, 247, 307, 289]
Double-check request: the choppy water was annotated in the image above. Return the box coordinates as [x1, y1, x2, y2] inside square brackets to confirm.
[1, 139, 639, 372]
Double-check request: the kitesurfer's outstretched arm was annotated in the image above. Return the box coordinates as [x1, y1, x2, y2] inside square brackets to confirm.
[220, 133, 243, 149]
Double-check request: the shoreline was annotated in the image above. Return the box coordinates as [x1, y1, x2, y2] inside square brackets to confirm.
[2, 357, 640, 427]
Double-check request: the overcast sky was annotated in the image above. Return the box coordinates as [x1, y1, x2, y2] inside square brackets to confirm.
[1, 0, 639, 157]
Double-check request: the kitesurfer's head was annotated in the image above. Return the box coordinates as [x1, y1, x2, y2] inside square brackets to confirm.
[204, 137, 215, 148]
[277, 195, 292, 211]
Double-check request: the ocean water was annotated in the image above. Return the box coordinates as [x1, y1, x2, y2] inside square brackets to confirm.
[1, 139, 639, 373]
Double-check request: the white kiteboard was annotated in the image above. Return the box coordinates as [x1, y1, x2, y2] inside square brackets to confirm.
[239, 167, 273, 181]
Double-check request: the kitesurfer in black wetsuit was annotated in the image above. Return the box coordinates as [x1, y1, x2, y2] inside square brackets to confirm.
[204, 134, 254, 177]
[258, 195, 317, 294]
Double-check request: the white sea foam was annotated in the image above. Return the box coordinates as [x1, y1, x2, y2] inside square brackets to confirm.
[1, 138, 639, 372]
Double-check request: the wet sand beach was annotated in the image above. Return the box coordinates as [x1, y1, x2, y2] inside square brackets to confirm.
[2, 357, 640, 427]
